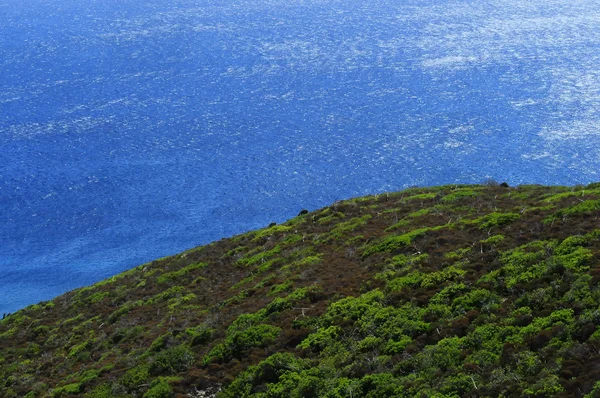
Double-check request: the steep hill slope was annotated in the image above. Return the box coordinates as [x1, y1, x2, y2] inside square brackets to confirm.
[3, 184, 600, 397]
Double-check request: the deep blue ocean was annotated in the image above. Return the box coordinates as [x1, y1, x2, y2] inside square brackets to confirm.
[2, 0, 600, 313]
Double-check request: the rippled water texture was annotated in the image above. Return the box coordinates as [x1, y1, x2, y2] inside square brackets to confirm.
[2, 0, 600, 312]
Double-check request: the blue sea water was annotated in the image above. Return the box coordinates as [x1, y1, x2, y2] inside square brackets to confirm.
[2, 0, 600, 313]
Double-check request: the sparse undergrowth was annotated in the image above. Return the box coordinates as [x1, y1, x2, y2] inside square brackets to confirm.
[3, 183, 600, 397]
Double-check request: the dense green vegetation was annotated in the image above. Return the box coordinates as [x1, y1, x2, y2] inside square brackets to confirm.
[4, 183, 600, 397]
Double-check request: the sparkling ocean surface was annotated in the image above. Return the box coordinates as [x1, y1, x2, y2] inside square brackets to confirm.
[2, 0, 600, 313]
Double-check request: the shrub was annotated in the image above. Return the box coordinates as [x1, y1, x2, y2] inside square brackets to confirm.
[383, 336, 412, 355]
[452, 289, 500, 313]
[324, 290, 385, 322]
[360, 373, 404, 398]
[560, 248, 593, 272]
[269, 280, 293, 296]
[219, 353, 309, 398]
[149, 345, 195, 376]
[107, 300, 143, 323]
[298, 326, 342, 352]
[418, 336, 464, 372]
[50, 383, 82, 397]
[68, 339, 93, 358]
[480, 234, 505, 245]
[388, 266, 465, 291]
[476, 212, 520, 229]
[445, 247, 471, 261]
[86, 383, 114, 398]
[252, 225, 292, 240]
[142, 379, 173, 398]
[87, 292, 110, 304]
[236, 246, 281, 267]
[119, 365, 150, 390]
[441, 189, 480, 202]
[110, 326, 144, 345]
[522, 374, 564, 396]
[147, 334, 168, 353]
[157, 262, 207, 284]
[403, 192, 437, 202]
[319, 215, 372, 242]
[203, 325, 281, 364]
[363, 227, 443, 256]
[186, 326, 214, 346]
[546, 200, 600, 222]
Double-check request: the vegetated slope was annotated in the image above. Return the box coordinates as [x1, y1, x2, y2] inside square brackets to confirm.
[4, 184, 600, 397]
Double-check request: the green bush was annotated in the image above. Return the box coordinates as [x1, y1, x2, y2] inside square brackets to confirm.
[147, 334, 168, 353]
[452, 289, 500, 313]
[107, 300, 143, 323]
[142, 379, 173, 398]
[363, 227, 443, 256]
[219, 353, 310, 398]
[87, 292, 110, 304]
[554, 246, 593, 272]
[157, 262, 207, 284]
[297, 326, 341, 352]
[269, 280, 293, 296]
[319, 215, 372, 241]
[236, 246, 281, 267]
[50, 383, 82, 397]
[86, 383, 113, 398]
[545, 199, 600, 223]
[185, 325, 214, 346]
[417, 336, 464, 372]
[387, 266, 465, 291]
[441, 189, 480, 202]
[383, 335, 412, 355]
[252, 225, 292, 240]
[475, 212, 520, 229]
[444, 247, 471, 261]
[145, 287, 186, 305]
[360, 373, 405, 397]
[110, 325, 144, 345]
[480, 234, 505, 245]
[68, 339, 93, 358]
[149, 345, 195, 376]
[203, 325, 281, 364]
[324, 290, 385, 322]
[119, 365, 150, 390]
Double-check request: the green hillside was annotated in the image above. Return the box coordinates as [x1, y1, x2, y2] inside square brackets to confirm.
[4, 183, 600, 397]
